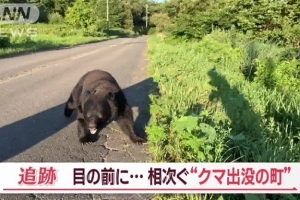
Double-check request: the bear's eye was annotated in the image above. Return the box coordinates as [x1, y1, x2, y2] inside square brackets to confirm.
[97, 113, 103, 119]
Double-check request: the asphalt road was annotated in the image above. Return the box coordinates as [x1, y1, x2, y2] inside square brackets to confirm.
[0, 36, 154, 200]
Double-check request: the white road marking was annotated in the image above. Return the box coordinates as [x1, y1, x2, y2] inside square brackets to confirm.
[71, 49, 100, 60]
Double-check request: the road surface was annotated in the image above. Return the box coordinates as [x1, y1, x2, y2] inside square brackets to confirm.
[0, 36, 154, 200]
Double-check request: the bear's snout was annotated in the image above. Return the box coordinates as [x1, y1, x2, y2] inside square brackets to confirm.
[87, 118, 98, 134]
[88, 127, 97, 134]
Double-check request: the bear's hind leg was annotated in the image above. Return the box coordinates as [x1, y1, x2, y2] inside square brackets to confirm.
[116, 105, 147, 145]
[116, 117, 147, 145]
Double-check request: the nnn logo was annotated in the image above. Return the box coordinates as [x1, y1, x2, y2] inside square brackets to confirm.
[0, 4, 39, 24]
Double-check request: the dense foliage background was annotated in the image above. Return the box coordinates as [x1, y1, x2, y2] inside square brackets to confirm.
[1, 0, 299, 199]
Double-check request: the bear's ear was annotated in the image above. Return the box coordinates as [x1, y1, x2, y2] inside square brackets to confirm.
[107, 92, 115, 100]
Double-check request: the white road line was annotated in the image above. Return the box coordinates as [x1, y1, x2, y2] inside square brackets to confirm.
[71, 49, 100, 60]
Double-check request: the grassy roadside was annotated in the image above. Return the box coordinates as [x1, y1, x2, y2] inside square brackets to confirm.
[145, 31, 300, 200]
[0, 23, 136, 58]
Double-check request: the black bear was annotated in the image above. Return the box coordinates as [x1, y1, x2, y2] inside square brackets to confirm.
[63, 69, 147, 145]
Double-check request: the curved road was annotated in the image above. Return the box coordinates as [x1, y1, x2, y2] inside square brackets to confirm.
[0, 36, 154, 200]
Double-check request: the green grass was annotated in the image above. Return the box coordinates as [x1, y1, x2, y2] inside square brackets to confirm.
[0, 23, 135, 58]
[145, 30, 300, 200]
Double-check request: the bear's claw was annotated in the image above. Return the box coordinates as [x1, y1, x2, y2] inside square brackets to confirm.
[79, 137, 95, 145]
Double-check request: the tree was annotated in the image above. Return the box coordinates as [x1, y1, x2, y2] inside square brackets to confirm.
[150, 12, 170, 32]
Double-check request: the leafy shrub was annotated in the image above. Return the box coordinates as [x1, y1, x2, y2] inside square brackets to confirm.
[10, 36, 32, 44]
[83, 30, 106, 37]
[123, 19, 133, 30]
[147, 27, 156, 35]
[240, 41, 284, 81]
[150, 13, 171, 32]
[165, 0, 300, 48]
[65, 0, 95, 29]
[36, 6, 50, 23]
[146, 30, 300, 200]
[82, 19, 107, 37]
[48, 12, 64, 24]
[255, 59, 300, 95]
[0, 36, 10, 48]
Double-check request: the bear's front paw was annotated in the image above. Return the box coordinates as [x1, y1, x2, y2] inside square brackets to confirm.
[79, 136, 94, 145]
[134, 137, 147, 145]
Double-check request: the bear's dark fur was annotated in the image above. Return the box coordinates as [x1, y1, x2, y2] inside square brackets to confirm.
[64, 69, 147, 145]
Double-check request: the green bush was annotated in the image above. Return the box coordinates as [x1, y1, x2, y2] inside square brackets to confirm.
[36, 6, 50, 23]
[10, 35, 32, 44]
[146, 30, 300, 200]
[48, 12, 64, 24]
[164, 0, 300, 48]
[0, 36, 10, 48]
[147, 27, 156, 35]
[239, 40, 284, 81]
[65, 0, 95, 29]
[65, 0, 133, 31]
[82, 19, 107, 37]
[150, 12, 171, 32]
[255, 59, 300, 95]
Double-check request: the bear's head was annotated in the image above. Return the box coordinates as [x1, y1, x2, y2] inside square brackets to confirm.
[81, 91, 115, 135]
